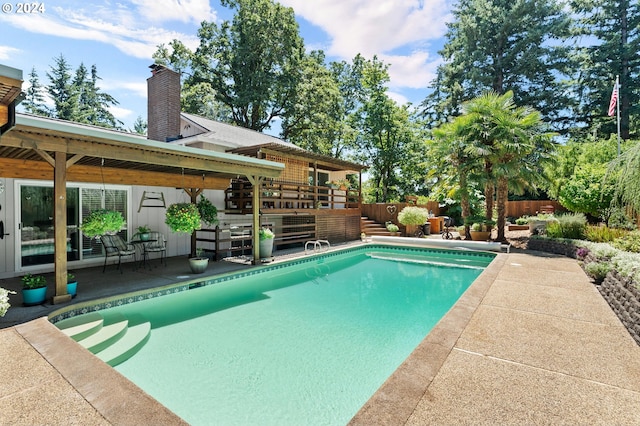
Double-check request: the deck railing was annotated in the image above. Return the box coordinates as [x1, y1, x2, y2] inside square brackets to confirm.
[225, 179, 360, 212]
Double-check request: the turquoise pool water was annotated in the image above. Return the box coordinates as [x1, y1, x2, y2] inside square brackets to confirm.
[102, 246, 493, 425]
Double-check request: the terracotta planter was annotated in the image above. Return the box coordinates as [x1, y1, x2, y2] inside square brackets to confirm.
[469, 230, 491, 241]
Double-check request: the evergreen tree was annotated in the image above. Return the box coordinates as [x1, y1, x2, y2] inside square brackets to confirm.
[46, 54, 78, 121]
[130, 115, 147, 135]
[422, 0, 573, 132]
[570, 0, 639, 139]
[22, 67, 49, 116]
[44, 55, 121, 128]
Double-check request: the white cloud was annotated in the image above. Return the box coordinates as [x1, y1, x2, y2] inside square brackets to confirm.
[109, 105, 134, 121]
[281, 0, 451, 57]
[381, 51, 442, 90]
[131, 0, 216, 24]
[102, 80, 148, 98]
[0, 45, 20, 60]
[0, 3, 202, 60]
[280, 0, 452, 93]
[387, 91, 409, 106]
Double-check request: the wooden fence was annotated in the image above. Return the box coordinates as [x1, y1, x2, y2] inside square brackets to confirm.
[505, 200, 565, 219]
[363, 200, 565, 225]
[361, 202, 441, 226]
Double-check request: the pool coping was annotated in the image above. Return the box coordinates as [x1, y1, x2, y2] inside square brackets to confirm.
[348, 252, 508, 424]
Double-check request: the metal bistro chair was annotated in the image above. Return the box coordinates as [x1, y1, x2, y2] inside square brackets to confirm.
[100, 234, 137, 273]
[144, 231, 167, 266]
[442, 216, 454, 239]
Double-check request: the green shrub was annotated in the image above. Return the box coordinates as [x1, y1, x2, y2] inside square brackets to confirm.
[584, 262, 612, 282]
[585, 225, 629, 243]
[515, 216, 529, 225]
[607, 207, 636, 230]
[612, 230, 640, 253]
[397, 206, 430, 226]
[544, 213, 586, 239]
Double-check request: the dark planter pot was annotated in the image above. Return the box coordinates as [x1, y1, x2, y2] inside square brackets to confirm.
[189, 257, 209, 274]
[139, 233, 150, 241]
[67, 281, 78, 298]
[22, 287, 47, 306]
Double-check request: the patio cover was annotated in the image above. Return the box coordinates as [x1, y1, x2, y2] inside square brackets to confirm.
[0, 113, 284, 303]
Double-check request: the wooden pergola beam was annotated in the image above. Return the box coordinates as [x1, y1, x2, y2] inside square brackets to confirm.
[0, 158, 232, 190]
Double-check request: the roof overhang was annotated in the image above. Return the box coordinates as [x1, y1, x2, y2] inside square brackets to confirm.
[0, 114, 284, 189]
[0, 64, 23, 135]
[229, 143, 367, 173]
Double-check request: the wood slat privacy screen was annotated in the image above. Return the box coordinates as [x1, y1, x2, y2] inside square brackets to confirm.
[265, 154, 307, 184]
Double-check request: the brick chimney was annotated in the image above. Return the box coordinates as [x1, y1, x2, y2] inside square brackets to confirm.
[147, 64, 181, 142]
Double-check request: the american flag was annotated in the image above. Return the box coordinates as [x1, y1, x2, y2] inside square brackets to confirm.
[608, 82, 618, 117]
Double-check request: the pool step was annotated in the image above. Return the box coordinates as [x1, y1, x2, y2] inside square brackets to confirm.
[78, 316, 129, 353]
[55, 312, 104, 341]
[55, 312, 152, 366]
[95, 321, 151, 366]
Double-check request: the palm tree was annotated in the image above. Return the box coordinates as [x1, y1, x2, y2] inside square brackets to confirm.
[431, 115, 482, 239]
[447, 91, 555, 241]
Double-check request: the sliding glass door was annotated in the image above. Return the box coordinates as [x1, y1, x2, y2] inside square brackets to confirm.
[18, 182, 129, 269]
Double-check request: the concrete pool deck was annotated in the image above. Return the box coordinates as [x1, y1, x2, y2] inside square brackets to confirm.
[2, 247, 640, 424]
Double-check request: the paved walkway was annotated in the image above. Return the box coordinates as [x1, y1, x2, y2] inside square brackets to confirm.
[1, 248, 639, 425]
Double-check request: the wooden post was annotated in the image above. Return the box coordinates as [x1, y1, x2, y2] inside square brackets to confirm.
[53, 151, 71, 304]
[246, 175, 264, 264]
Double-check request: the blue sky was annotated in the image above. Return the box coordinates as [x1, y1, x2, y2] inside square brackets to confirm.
[0, 0, 453, 132]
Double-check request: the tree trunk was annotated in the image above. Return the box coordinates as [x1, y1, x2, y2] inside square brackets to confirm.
[484, 180, 494, 222]
[496, 176, 508, 242]
[460, 169, 472, 240]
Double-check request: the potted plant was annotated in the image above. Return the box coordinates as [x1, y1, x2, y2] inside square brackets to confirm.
[21, 273, 47, 306]
[259, 227, 275, 259]
[188, 247, 209, 274]
[166, 195, 218, 258]
[326, 179, 350, 190]
[527, 213, 557, 235]
[165, 202, 201, 234]
[80, 209, 125, 238]
[197, 195, 219, 228]
[468, 217, 495, 241]
[360, 232, 367, 242]
[136, 225, 151, 241]
[398, 206, 429, 237]
[386, 222, 400, 236]
[67, 272, 77, 298]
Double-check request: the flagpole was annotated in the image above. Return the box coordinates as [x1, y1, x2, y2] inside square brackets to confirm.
[616, 75, 621, 156]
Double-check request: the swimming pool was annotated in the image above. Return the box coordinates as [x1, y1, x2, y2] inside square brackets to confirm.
[58, 245, 494, 425]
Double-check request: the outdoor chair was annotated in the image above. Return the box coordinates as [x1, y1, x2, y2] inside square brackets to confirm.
[144, 231, 167, 266]
[100, 234, 136, 273]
